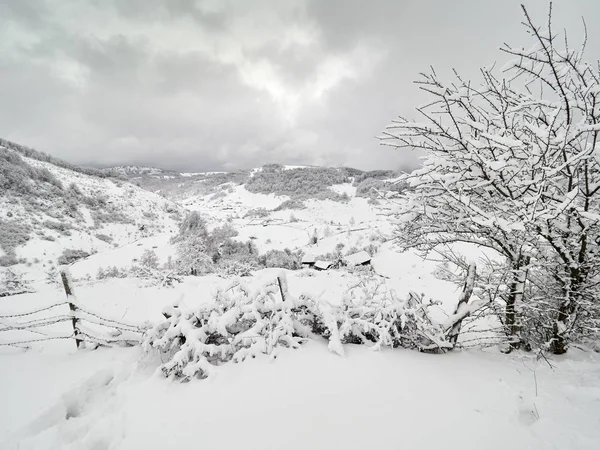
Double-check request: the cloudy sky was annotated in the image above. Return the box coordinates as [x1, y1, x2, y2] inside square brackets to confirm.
[1, 1, 599, 172]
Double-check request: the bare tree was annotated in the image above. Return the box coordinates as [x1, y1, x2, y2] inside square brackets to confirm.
[380, 3, 600, 354]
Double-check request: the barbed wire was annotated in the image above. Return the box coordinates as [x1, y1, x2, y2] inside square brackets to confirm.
[76, 305, 142, 330]
[78, 315, 143, 333]
[0, 316, 73, 332]
[0, 302, 69, 318]
[0, 334, 75, 347]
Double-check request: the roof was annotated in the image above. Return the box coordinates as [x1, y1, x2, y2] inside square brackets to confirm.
[344, 250, 371, 266]
[314, 260, 332, 270]
[302, 253, 316, 264]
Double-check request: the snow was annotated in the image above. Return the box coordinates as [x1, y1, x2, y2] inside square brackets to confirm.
[180, 171, 227, 177]
[2, 158, 600, 450]
[314, 260, 333, 270]
[1, 335, 599, 449]
[344, 250, 370, 265]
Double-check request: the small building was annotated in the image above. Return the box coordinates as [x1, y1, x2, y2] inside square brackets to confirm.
[314, 260, 333, 271]
[344, 250, 371, 267]
[301, 253, 316, 267]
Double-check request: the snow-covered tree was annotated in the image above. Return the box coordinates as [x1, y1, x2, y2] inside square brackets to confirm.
[380, 5, 600, 354]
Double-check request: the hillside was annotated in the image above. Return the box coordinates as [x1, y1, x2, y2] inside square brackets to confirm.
[108, 162, 406, 203]
[0, 141, 182, 272]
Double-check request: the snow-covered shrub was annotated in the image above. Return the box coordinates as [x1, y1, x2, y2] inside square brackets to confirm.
[274, 199, 306, 211]
[57, 248, 90, 265]
[173, 212, 259, 277]
[176, 235, 213, 275]
[173, 210, 208, 243]
[145, 274, 454, 382]
[129, 265, 182, 287]
[258, 248, 304, 270]
[216, 259, 256, 277]
[355, 178, 407, 199]
[329, 277, 450, 352]
[45, 266, 62, 287]
[43, 220, 73, 235]
[91, 208, 132, 227]
[206, 223, 238, 248]
[214, 239, 259, 276]
[139, 249, 159, 270]
[0, 218, 31, 266]
[143, 276, 317, 381]
[244, 207, 270, 219]
[0, 268, 34, 297]
[96, 265, 128, 280]
[95, 233, 112, 243]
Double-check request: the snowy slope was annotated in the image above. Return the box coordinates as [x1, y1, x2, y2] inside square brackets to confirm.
[0, 145, 183, 278]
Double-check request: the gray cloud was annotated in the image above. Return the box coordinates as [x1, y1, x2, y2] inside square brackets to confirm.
[1, 0, 599, 172]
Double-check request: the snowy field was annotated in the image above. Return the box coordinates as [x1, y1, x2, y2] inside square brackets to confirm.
[2, 182, 600, 450]
[2, 270, 600, 448]
[3, 335, 600, 450]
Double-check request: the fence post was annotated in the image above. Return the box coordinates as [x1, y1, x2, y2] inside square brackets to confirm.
[60, 268, 83, 349]
[276, 273, 287, 303]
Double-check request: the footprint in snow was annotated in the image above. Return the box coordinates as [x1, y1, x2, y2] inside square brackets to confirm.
[4, 368, 127, 450]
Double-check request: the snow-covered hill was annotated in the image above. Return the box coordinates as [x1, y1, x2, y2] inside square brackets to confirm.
[0, 141, 182, 276]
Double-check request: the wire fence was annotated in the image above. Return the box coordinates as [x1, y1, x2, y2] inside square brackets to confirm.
[0, 269, 144, 350]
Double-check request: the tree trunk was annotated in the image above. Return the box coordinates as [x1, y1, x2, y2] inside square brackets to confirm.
[503, 255, 529, 352]
[447, 263, 476, 346]
[550, 268, 582, 355]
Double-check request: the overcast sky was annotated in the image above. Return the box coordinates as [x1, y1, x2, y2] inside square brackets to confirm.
[1, 1, 599, 172]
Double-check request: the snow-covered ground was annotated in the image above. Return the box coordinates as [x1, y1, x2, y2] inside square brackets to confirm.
[2, 278, 600, 450]
[2, 172, 600, 450]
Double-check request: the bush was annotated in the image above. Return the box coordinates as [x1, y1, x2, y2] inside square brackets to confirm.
[0, 255, 19, 267]
[143, 276, 315, 380]
[173, 214, 260, 277]
[43, 220, 72, 234]
[0, 218, 31, 257]
[244, 208, 270, 219]
[139, 249, 160, 269]
[57, 248, 90, 265]
[0, 268, 34, 296]
[258, 249, 304, 270]
[207, 223, 238, 249]
[274, 199, 306, 211]
[143, 274, 452, 382]
[175, 235, 213, 275]
[97, 266, 128, 279]
[355, 178, 407, 198]
[175, 211, 208, 242]
[91, 209, 131, 226]
[95, 233, 113, 243]
[210, 191, 227, 201]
